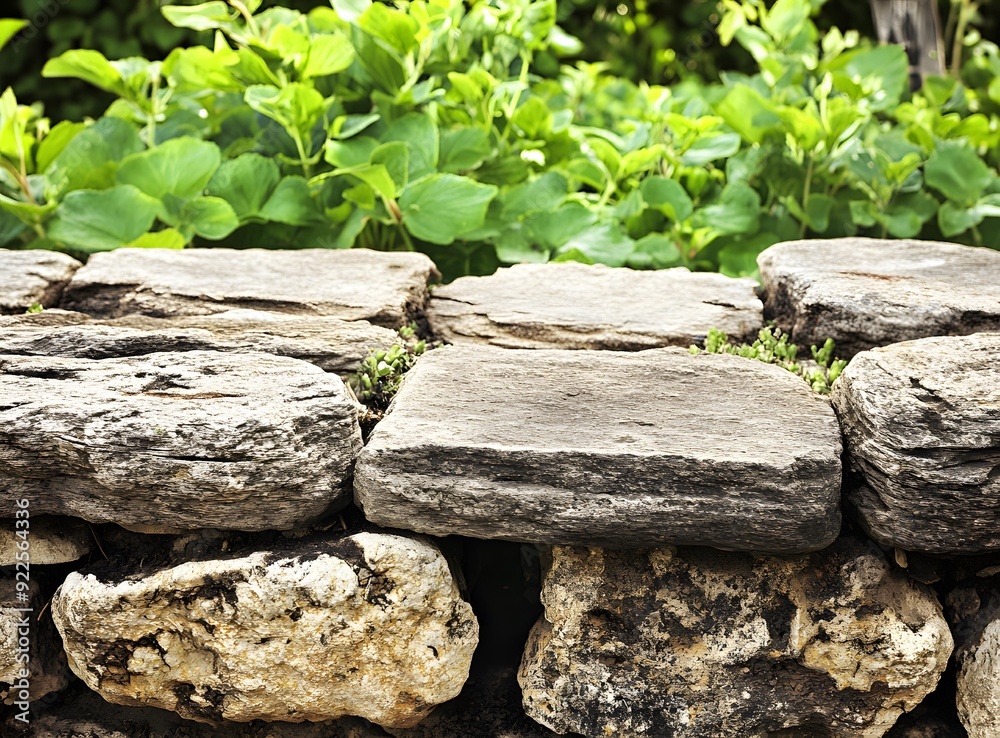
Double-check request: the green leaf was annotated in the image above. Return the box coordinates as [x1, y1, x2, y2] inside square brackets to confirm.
[370, 141, 409, 194]
[512, 97, 552, 139]
[344, 164, 398, 201]
[330, 114, 380, 140]
[47, 186, 159, 252]
[35, 121, 87, 174]
[824, 45, 909, 111]
[303, 33, 355, 78]
[180, 196, 240, 239]
[161, 2, 236, 32]
[260, 176, 324, 225]
[0, 208, 26, 246]
[0, 195, 57, 226]
[382, 113, 439, 182]
[127, 229, 186, 249]
[0, 19, 27, 53]
[925, 140, 995, 208]
[325, 136, 379, 168]
[627, 233, 681, 269]
[680, 132, 741, 166]
[440, 128, 491, 173]
[715, 86, 782, 144]
[400, 174, 498, 244]
[556, 222, 635, 267]
[357, 2, 419, 55]
[206, 153, 281, 220]
[501, 172, 567, 220]
[42, 50, 124, 96]
[117, 137, 222, 200]
[693, 183, 761, 236]
[351, 25, 407, 94]
[523, 202, 595, 250]
[46, 117, 144, 197]
[640, 176, 693, 222]
[332, 0, 371, 22]
[551, 248, 595, 265]
[245, 84, 326, 152]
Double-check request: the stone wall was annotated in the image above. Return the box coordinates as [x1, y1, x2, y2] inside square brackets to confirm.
[0, 238, 998, 737]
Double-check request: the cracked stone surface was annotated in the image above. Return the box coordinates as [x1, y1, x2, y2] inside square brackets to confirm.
[355, 345, 843, 553]
[0, 250, 82, 314]
[758, 238, 1000, 356]
[831, 333, 1000, 554]
[51, 532, 479, 727]
[0, 516, 91, 566]
[60, 248, 437, 328]
[0, 351, 362, 531]
[949, 584, 1000, 738]
[518, 539, 953, 738]
[426, 263, 762, 349]
[0, 309, 397, 378]
[1, 576, 69, 704]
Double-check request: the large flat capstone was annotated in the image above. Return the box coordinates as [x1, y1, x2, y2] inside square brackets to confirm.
[519, 540, 953, 738]
[0, 351, 362, 530]
[758, 238, 1000, 356]
[51, 532, 478, 727]
[0, 249, 81, 314]
[355, 346, 843, 552]
[0, 309, 397, 378]
[832, 333, 1000, 554]
[426, 263, 762, 349]
[60, 248, 437, 327]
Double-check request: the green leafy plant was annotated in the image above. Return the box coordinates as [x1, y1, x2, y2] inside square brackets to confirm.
[690, 326, 847, 393]
[0, 0, 998, 280]
[351, 323, 433, 411]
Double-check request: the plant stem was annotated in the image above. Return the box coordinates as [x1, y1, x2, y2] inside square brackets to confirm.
[799, 156, 813, 237]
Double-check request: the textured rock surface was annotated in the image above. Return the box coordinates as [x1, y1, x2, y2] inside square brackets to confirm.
[0, 516, 91, 566]
[355, 346, 843, 552]
[51, 532, 478, 727]
[758, 238, 1000, 356]
[426, 263, 762, 349]
[60, 248, 437, 327]
[0, 309, 397, 377]
[832, 333, 1000, 554]
[0, 308, 91, 328]
[949, 585, 1000, 738]
[1, 576, 69, 704]
[0, 351, 361, 530]
[519, 539, 953, 738]
[0, 250, 81, 314]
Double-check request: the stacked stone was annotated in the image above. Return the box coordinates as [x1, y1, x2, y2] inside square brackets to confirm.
[1, 238, 998, 736]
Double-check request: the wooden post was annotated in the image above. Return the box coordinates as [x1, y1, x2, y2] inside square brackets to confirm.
[869, 0, 946, 88]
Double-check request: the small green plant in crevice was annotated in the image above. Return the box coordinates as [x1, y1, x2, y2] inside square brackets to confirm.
[24, 302, 43, 313]
[351, 323, 435, 414]
[690, 326, 847, 394]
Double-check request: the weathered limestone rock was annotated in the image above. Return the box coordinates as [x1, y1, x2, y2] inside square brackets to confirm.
[758, 238, 1000, 356]
[0, 309, 397, 377]
[831, 333, 1000, 554]
[0, 250, 82, 314]
[60, 248, 438, 327]
[519, 539, 953, 738]
[51, 533, 479, 727]
[0, 516, 91, 566]
[949, 585, 1000, 738]
[0, 308, 91, 328]
[1, 576, 70, 704]
[426, 263, 762, 349]
[355, 345, 843, 553]
[0, 351, 362, 531]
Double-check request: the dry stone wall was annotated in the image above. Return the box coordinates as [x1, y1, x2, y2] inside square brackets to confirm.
[0, 240, 998, 737]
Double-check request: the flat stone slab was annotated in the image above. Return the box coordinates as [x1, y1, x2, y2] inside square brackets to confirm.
[519, 539, 952, 738]
[355, 346, 843, 553]
[0, 250, 81, 314]
[0, 351, 362, 531]
[52, 532, 478, 727]
[832, 333, 1000, 554]
[0, 309, 397, 378]
[426, 263, 762, 349]
[758, 238, 1000, 356]
[60, 248, 438, 327]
